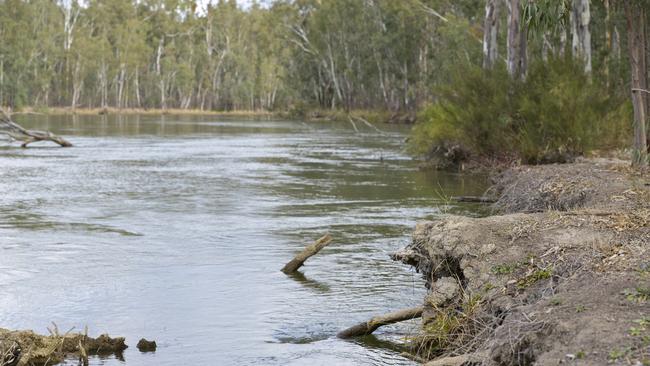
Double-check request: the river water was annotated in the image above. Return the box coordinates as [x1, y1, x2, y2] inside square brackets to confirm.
[0, 115, 487, 365]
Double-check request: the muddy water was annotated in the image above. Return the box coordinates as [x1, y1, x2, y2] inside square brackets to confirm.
[0, 115, 487, 365]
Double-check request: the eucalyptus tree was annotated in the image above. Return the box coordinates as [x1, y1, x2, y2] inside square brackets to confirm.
[483, 0, 500, 69]
[623, 1, 648, 166]
[525, 0, 649, 167]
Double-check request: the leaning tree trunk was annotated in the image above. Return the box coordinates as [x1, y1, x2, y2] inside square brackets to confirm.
[483, 0, 500, 69]
[625, 2, 648, 168]
[506, 0, 527, 79]
[0, 109, 72, 147]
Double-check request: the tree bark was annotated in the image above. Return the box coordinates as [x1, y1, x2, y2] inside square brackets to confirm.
[604, 0, 611, 85]
[506, 0, 526, 79]
[625, 2, 648, 168]
[337, 306, 424, 338]
[281, 234, 333, 274]
[483, 0, 500, 69]
[570, 0, 592, 74]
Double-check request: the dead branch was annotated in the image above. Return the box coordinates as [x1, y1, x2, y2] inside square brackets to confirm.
[451, 196, 497, 203]
[337, 306, 424, 338]
[351, 116, 388, 135]
[0, 108, 72, 147]
[347, 116, 360, 133]
[281, 234, 333, 274]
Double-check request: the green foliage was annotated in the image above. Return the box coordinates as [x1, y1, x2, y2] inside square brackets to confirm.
[491, 263, 519, 275]
[523, 0, 571, 35]
[623, 287, 650, 303]
[0, 0, 487, 111]
[516, 268, 552, 288]
[409, 58, 631, 164]
[418, 293, 483, 358]
[608, 347, 631, 361]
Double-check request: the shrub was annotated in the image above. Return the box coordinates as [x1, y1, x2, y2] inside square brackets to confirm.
[409, 57, 631, 165]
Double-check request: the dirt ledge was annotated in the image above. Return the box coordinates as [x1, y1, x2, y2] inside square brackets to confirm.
[394, 159, 650, 365]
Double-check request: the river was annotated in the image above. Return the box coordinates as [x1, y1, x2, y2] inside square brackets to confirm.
[0, 115, 487, 365]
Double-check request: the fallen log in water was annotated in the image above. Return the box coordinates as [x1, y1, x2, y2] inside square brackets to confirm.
[281, 234, 332, 274]
[0, 108, 72, 147]
[450, 196, 496, 203]
[337, 306, 424, 338]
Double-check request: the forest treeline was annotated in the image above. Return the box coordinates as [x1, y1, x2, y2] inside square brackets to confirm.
[0, 0, 476, 112]
[1, 0, 648, 165]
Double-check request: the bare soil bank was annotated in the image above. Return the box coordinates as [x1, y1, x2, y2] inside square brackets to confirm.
[394, 158, 649, 365]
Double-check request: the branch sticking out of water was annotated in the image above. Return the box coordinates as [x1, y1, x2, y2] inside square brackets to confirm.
[0, 108, 72, 147]
[281, 234, 332, 274]
[337, 306, 424, 338]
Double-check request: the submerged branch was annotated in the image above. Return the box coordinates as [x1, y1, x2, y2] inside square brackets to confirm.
[337, 306, 424, 338]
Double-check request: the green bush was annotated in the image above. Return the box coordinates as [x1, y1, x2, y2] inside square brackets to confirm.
[409, 57, 631, 164]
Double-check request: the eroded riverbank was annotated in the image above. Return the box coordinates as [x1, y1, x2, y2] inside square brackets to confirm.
[394, 158, 650, 365]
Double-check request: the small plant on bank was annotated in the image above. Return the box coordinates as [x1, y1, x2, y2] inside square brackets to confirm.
[623, 287, 650, 303]
[608, 347, 630, 361]
[491, 263, 519, 275]
[413, 292, 490, 360]
[517, 268, 552, 289]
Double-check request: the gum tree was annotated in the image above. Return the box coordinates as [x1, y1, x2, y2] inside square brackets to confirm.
[525, 0, 648, 168]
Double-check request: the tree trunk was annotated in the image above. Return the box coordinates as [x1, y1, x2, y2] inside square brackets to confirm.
[506, 0, 526, 79]
[625, 2, 648, 167]
[71, 58, 82, 110]
[483, 0, 500, 69]
[604, 0, 611, 85]
[570, 0, 592, 74]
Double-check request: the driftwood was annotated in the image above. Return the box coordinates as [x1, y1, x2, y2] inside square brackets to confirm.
[337, 306, 424, 338]
[450, 196, 496, 203]
[281, 234, 332, 274]
[0, 108, 72, 147]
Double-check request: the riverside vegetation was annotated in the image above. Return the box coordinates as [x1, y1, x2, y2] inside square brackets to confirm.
[1, 0, 650, 365]
[1, 0, 647, 165]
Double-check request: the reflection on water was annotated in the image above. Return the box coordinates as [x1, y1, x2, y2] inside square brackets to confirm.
[0, 114, 488, 365]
